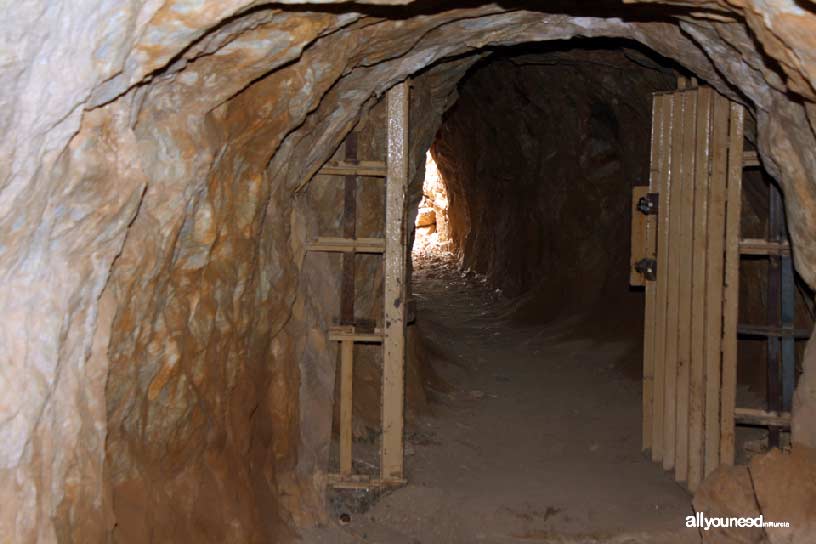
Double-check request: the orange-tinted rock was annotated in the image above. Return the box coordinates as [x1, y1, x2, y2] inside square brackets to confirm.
[749, 447, 816, 544]
[416, 207, 437, 228]
[2, 2, 816, 542]
[693, 465, 766, 544]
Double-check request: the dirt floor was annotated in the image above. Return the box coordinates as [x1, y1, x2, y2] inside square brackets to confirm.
[302, 252, 701, 543]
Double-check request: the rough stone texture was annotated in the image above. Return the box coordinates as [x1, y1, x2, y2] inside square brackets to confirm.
[692, 447, 816, 544]
[433, 45, 675, 329]
[414, 152, 451, 251]
[693, 465, 767, 544]
[2, 1, 816, 542]
[749, 447, 816, 543]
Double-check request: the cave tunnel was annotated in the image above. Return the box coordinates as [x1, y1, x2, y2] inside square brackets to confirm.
[3, 2, 816, 543]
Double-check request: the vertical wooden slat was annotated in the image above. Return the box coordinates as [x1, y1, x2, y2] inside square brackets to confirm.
[340, 134, 358, 480]
[631, 187, 649, 289]
[642, 95, 664, 451]
[675, 89, 698, 483]
[688, 86, 712, 491]
[382, 81, 409, 483]
[767, 184, 783, 449]
[703, 92, 730, 477]
[781, 253, 796, 411]
[652, 93, 674, 463]
[720, 102, 745, 465]
[341, 134, 359, 325]
[663, 91, 687, 471]
[339, 339, 354, 476]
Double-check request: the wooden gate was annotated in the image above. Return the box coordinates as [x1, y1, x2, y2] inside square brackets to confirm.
[305, 82, 410, 489]
[631, 82, 745, 491]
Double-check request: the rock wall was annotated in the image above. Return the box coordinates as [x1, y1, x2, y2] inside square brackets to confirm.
[433, 45, 676, 329]
[2, 2, 816, 542]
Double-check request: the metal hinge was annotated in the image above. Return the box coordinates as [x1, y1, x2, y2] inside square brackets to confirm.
[635, 258, 657, 281]
[637, 193, 659, 216]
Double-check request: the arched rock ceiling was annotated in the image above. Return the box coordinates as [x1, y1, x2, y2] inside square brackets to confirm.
[2, 1, 816, 541]
[3, 3, 816, 289]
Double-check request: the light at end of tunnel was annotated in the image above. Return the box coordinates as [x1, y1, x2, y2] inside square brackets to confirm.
[413, 151, 452, 257]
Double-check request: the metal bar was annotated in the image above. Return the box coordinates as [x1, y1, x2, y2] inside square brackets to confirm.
[767, 184, 783, 447]
[703, 91, 729, 477]
[688, 86, 712, 492]
[381, 81, 409, 484]
[720, 101, 744, 466]
[675, 88, 697, 484]
[652, 93, 674, 463]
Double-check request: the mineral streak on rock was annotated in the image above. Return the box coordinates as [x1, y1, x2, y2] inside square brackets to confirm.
[2, 1, 816, 542]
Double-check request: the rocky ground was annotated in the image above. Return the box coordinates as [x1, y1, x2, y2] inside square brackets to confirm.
[302, 252, 699, 543]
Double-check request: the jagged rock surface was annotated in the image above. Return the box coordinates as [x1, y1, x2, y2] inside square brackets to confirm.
[433, 46, 675, 324]
[2, 2, 816, 542]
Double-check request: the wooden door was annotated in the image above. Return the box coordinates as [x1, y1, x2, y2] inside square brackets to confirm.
[631, 83, 744, 491]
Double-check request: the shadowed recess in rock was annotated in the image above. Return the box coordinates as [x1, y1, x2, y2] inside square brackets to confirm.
[1, 2, 816, 543]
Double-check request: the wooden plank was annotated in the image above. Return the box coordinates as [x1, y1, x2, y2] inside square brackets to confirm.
[652, 93, 674, 463]
[720, 101, 745, 465]
[328, 473, 407, 489]
[767, 183, 784, 449]
[674, 88, 698, 483]
[306, 237, 386, 253]
[320, 160, 388, 177]
[738, 324, 810, 338]
[329, 472, 371, 487]
[688, 86, 712, 492]
[663, 90, 686, 471]
[329, 325, 385, 343]
[742, 151, 760, 168]
[318, 236, 386, 244]
[341, 133, 358, 325]
[739, 238, 790, 256]
[339, 339, 354, 476]
[381, 81, 409, 483]
[780, 253, 796, 411]
[641, 95, 663, 451]
[630, 186, 650, 288]
[734, 407, 791, 427]
[703, 91, 729, 477]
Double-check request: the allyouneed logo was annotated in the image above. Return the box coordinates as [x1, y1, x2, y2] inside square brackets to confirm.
[687, 512, 791, 530]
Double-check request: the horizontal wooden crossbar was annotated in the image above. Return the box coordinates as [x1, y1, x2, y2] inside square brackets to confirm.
[306, 237, 386, 253]
[319, 160, 387, 177]
[329, 325, 384, 343]
[327, 473, 407, 489]
[737, 324, 810, 339]
[742, 151, 760, 168]
[739, 238, 790, 256]
[734, 407, 791, 427]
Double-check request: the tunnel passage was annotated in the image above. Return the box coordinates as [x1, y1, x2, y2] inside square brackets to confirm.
[431, 43, 676, 333]
[5, 2, 816, 543]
